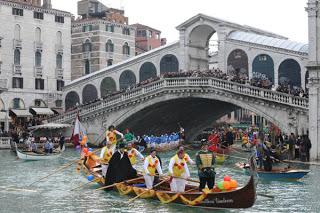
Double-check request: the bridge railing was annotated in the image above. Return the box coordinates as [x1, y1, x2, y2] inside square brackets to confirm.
[50, 77, 308, 123]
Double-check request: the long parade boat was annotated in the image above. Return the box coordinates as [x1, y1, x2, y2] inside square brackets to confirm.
[81, 156, 257, 209]
[15, 142, 64, 161]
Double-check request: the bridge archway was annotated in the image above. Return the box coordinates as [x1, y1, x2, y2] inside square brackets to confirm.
[119, 70, 136, 90]
[100, 77, 116, 97]
[227, 49, 248, 77]
[278, 59, 301, 87]
[252, 54, 274, 83]
[160, 54, 179, 74]
[65, 91, 80, 110]
[82, 84, 98, 104]
[139, 62, 157, 82]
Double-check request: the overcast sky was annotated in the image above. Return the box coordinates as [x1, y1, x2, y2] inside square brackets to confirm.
[52, 0, 308, 43]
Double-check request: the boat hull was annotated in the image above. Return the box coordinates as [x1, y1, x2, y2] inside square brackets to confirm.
[15, 143, 64, 161]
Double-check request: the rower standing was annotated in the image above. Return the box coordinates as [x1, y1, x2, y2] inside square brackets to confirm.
[127, 142, 144, 166]
[143, 149, 163, 189]
[106, 125, 124, 151]
[196, 142, 216, 191]
[100, 141, 114, 177]
[176, 145, 195, 165]
[168, 150, 190, 192]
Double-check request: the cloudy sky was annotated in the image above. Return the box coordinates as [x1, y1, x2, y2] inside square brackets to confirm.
[52, 0, 308, 43]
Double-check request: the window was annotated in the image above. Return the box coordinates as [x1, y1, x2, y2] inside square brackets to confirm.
[34, 11, 43, 20]
[34, 99, 42, 107]
[35, 78, 44, 90]
[107, 59, 113, 66]
[106, 40, 114, 52]
[84, 60, 90, 74]
[55, 16, 64, 23]
[156, 33, 160, 40]
[55, 100, 62, 108]
[106, 25, 114, 32]
[14, 49, 21, 65]
[35, 51, 42, 67]
[82, 25, 93, 32]
[148, 30, 152, 38]
[83, 40, 92, 52]
[57, 80, 64, 91]
[12, 77, 23, 89]
[14, 24, 21, 40]
[122, 28, 130, 35]
[35, 27, 41, 42]
[12, 8, 23, 16]
[56, 31, 62, 45]
[56, 54, 63, 69]
[122, 42, 130, 55]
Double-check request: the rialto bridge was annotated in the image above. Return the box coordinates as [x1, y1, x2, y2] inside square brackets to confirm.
[55, 13, 313, 156]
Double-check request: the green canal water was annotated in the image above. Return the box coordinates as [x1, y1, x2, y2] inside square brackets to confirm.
[0, 148, 318, 213]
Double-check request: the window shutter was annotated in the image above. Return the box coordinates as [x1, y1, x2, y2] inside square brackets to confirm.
[40, 79, 44, 90]
[20, 78, 23, 89]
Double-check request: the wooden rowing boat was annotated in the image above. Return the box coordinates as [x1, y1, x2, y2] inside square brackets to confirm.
[235, 162, 310, 180]
[15, 142, 64, 161]
[82, 156, 257, 209]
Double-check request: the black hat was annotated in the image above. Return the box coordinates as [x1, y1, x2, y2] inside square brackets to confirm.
[150, 148, 156, 153]
[118, 143, 125, 149]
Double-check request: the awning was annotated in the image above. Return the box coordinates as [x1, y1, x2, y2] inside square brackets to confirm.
[30, 107, 55, 115]
[28, 123, 72, 130]
[10, 109, 33, 117]
[0, 112, 6, 120]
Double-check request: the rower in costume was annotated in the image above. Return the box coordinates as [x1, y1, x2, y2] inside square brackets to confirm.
[175, 145, 195, 165]
[196, 142, 216, 191]
[143, 148, 163, 189]
[168, 150, 190, 192]
[100, 141, 114, 177]
[127, 142, 144, 166]
[106, 125, 124, 151]
[104, 143, 137, 186]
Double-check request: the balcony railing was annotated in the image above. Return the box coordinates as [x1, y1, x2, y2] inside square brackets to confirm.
[34, 66, 43, 77]
[56, 68, 63, 79]
[34, 41, 43, 50]
[13, 39, 22, 49]
[55, 44, 64, 53]
[12, 64, 22, 75]
[83, 52, 91, 59]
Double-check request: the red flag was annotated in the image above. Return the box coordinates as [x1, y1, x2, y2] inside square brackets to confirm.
[71, 114, 86, 147]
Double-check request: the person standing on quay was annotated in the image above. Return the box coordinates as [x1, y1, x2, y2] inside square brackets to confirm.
[196, 142, 216, 191]
[106, 125, 123, 151]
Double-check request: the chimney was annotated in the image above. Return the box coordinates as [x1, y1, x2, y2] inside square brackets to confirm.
[43, 0, 52, 9]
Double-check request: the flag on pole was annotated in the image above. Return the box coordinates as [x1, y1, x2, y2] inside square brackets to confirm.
[71, 114, 87, 147]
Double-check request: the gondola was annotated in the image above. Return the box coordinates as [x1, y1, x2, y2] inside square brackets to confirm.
[81, 156, 257, 209]
[15, 142, 64, 161]
[235, 162, 310, 180]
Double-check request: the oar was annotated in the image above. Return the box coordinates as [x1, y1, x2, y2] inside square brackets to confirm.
[94, 176, 144, 191]
[128, 178, 169, 203]
[257, 193, 275, 199]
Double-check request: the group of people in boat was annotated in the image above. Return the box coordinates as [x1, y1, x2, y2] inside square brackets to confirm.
[83, 125, 216, 193]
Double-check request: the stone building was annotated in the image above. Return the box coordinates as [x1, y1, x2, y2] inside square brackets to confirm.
[71, 0, 135, 80]
[0, 0, 72, 130]
[131, 23, 166, 55]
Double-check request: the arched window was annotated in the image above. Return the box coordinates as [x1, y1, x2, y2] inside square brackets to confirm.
[56, 53, 63, 69]
[106, 39, 114, 52]
[227, 49, 248, 77]
[82, 84, 98, 104]
[35, 51, 42, 67]
[83, 39, 92, 52]
[56, 31, 62, 45]
[139, 62, 157, 82]
[122, 28, 130, 35]
[100, 77, 116, 97]
[122, 42, 130, 55]
[14, 24, 21, 40]
[14, 49, 21, 65]
[278, 59, 301, 87]
[10, 98, 25, 109]
[252, 54, 274, 83]
[119, 70, 136, 90]
[160, 54, 179, 74]
[84, 59, 90, 74]
[34, 99, 46, 107]
[65, 91, 80, 110]
[35, 27, 41, 42]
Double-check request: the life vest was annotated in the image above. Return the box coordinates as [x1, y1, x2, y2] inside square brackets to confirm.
[242, 136, 248, 144]
[146, 155, 159, 175]
[106, 130, 117, 145]
[101, 147, 113, 164]
[199, 153, 213, 168]
[171, 155, 186, 177]
[128, 149, 137, 165]
[174, 153, 191, 164]
[86, 152, 99, 170]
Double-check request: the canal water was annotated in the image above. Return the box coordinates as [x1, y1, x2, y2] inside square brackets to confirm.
[0, 148, 318, 213]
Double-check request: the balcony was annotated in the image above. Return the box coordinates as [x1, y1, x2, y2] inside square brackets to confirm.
[34, 66, 43, 77]
[13, 39, 22, 49]
[56, 68, 63, 79]
[34, 42, 43, 51]
[55, 44, 64, 53]
[12, 64, 22, 75]
[83, 52, 91, 59]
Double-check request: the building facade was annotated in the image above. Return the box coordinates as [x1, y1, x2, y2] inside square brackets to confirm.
[0, 0, 72, 130]
[71, 0, 135, 80]
[132, 23, 166, 55]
